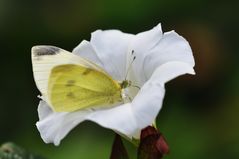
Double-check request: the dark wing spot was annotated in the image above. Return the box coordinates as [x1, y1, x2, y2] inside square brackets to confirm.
[82, 68, 92, 75]
[66, 80, 76, 87]
[32, 46, 60, 56]
[66, 92, 75, 98]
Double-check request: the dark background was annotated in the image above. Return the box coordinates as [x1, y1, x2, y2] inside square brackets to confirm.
[0, 0, 238, 159]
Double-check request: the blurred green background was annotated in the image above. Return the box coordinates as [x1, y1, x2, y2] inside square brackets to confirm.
[0, 0, 238, 159]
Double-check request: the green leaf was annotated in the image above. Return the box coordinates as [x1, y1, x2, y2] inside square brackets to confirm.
[0, 142, 46, 159]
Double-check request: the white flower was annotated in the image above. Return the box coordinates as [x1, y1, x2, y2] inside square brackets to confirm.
[35, 23, 195, 146]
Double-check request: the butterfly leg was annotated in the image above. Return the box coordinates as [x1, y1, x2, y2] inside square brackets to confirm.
[121, 89, 132, 103]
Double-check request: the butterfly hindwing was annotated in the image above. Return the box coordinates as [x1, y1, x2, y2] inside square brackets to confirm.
[48, 64, 122, 112]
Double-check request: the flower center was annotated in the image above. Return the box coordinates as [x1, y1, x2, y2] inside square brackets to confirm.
[120, 80, 140, 103]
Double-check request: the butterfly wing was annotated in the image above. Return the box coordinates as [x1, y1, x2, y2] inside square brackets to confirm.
[48, 64, 122, 112]
[31, 45, 122, 111]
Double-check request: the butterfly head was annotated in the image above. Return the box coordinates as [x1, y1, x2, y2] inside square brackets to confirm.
[120, 80, 132, 89]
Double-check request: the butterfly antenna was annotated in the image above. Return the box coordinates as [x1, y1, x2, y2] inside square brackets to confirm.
[125, 50, 136, 80]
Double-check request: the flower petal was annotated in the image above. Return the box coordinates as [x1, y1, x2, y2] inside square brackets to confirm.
[86, 103, 138, 138]
[90, 30, 133, 80]
[131, 61, 194, 130]
[37, 101, 140, 144]
[149, 61, 195, 87]
[72, 40, 104, 68]
[131, 78, 165, 131]
[129, 23, 163, 85]
[143, 31, 195, 80]
[36, 101, 91, 146]
[38, 100, 52, 120]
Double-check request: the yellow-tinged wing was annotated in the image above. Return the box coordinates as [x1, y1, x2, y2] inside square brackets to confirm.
[31, 45, 121, 112]
[48, 64, 122, 112]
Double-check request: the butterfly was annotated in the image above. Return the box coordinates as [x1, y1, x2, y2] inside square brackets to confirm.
[31, 46, 133, 112]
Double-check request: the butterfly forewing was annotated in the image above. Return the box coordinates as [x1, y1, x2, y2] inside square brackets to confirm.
[32, 45, 109, 104]
[32, 46, 122, 112]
